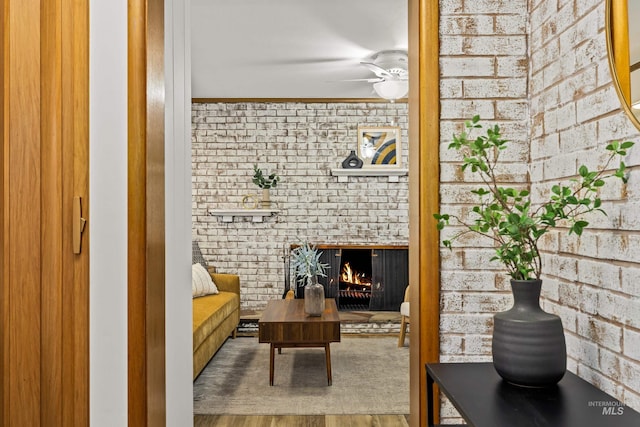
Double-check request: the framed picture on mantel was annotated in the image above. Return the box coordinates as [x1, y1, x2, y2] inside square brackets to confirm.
[357, 126, 402, 169]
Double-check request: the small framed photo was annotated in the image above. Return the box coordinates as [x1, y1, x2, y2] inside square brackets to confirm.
[357, 126, 402, 168]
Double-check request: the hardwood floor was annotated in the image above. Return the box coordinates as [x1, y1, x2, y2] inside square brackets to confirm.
[194, 414, 410, 427]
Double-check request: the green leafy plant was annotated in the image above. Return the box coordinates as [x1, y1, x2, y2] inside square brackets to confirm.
[252, 164, 280, 189]
[434, 115, 633, 281]
[290, 242, 329, 286]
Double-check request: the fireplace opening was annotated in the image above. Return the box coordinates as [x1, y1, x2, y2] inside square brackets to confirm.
[289, 244, 408, 312]
[339, 249, 372, 311]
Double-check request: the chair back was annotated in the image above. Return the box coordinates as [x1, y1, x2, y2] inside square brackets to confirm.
[403, 285, 410, 302]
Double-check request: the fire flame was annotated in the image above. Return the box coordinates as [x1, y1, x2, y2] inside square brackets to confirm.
[341, 262, 371, 286]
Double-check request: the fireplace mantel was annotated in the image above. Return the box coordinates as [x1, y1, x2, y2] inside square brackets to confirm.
[329, 168, 408, 183]
[311, 244, 409, 250]
[209, 208, 279, 223]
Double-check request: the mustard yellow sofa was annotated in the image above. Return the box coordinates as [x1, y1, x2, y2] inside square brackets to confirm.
[192, 267, 240, 379]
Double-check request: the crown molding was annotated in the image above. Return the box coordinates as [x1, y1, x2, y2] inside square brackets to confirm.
[191, 97, 408, 104]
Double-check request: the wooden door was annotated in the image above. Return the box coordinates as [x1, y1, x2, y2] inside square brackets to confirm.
[0, 0, 89, 425]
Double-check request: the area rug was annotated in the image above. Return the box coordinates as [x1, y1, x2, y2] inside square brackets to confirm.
[193, 336, 409, 415]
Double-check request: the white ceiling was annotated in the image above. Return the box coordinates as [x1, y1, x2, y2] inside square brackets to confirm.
[190, 0, 408, 98]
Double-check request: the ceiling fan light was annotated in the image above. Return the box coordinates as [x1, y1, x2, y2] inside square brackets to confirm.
[373, 80, 408, 100]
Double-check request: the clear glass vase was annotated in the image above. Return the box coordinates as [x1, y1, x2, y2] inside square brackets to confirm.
[304, 276, 325, 316]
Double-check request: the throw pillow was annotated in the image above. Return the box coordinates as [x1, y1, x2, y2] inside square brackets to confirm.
[192, 263, 218, 298]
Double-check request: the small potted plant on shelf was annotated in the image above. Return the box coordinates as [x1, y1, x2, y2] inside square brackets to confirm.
[253, 164, 280, 208]
[434, 115, 633, 387]
[290, 242, 329, 316]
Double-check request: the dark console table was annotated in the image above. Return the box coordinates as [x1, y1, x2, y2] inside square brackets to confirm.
[426, 362, 640, 427]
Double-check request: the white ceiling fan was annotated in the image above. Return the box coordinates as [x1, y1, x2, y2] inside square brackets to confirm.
[348, 50, 409, 101]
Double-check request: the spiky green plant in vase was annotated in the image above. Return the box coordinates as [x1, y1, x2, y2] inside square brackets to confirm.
[433, 115, 633, 388]
[290, 242, 329, 316]
[290, 242, 329, 286]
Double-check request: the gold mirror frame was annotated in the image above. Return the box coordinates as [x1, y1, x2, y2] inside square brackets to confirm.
[606, 0, 640, 130]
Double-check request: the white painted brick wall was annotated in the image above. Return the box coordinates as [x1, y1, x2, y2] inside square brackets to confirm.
[438, 1, 530, 422]
[530, 0, 640, 413]
[440, 0, 640, 420]
[192, 102, 409, 310]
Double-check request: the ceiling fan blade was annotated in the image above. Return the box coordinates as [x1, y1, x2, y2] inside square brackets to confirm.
[278, 57, 353, 65]
[361, 62, 393, 78]
[242, 56, 355, 66]
[336, 77, 384, 83]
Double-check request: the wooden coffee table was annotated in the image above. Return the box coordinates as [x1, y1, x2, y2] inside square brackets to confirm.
[258, 298, 341, 386]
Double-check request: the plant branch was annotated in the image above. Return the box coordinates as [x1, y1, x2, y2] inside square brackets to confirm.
[435, 116, 633, 280]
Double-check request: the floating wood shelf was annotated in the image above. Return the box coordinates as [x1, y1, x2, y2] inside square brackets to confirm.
[209, 209, 279, 223]
[330, 168, 408, 183]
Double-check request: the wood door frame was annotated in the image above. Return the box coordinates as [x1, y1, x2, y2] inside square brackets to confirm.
[128, 0, 166, 425]
[136, 0, 441, 425]
[408, 0, 441, 425]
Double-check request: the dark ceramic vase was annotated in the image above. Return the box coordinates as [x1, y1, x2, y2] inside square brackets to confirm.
[492, 279, 566, 387]
[341, 150, 363, 169]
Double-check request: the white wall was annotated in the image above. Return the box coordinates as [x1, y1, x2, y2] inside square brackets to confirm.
[89, 0, 128, 425]
[90, 0, 193, 425]
[165, 0, 194, 425]
[631, 69, 640, 107]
